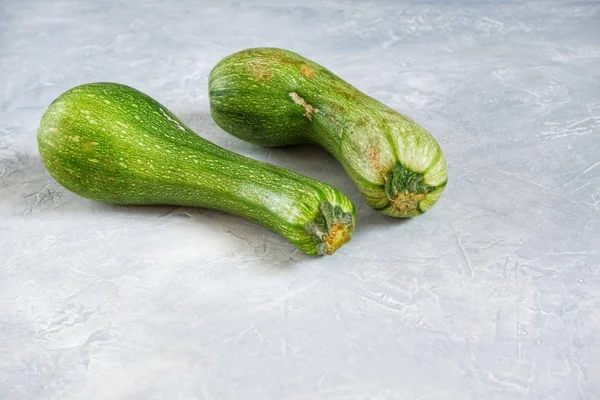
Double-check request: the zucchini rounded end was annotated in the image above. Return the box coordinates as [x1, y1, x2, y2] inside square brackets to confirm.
[305, 201, 355, 255]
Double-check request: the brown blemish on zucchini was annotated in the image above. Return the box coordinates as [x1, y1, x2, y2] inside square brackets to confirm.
[271, 50, 297, 64]
[300, 64, 314, 79]
[332, 85, 359, 100]
[289, 92, 320, 120]
[355, 116, 371, 128]
[366, 146, 381, 172]
[330, 103, 345, 113]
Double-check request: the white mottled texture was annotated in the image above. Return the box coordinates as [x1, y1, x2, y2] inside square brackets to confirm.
[1, 0, 599, 399]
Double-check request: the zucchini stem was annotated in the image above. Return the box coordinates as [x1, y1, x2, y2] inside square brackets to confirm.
[306, 201, 355, 255]
[384, 162, 434, 214]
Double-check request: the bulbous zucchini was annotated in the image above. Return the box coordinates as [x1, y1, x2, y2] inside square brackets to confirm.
[209, 48, 448, 217]
[37, 82, 355, 255]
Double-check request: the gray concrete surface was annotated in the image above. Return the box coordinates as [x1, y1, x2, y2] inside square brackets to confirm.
[1, 1, 599, 399]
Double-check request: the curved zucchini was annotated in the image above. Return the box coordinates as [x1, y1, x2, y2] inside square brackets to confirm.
[37, 82, 355, 255]
[209, 48, 448, 217]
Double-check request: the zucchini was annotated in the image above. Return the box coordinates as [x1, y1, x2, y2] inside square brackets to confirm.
[209, 48, 448, 217]
[37, 82, 355, 255]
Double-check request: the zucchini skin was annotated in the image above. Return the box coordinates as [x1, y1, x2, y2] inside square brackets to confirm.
[209, 48, 448, 217]
[37, 83, 355, 255]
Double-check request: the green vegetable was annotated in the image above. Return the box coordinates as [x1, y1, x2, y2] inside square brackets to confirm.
[37, 82, 355, 255]
[209, 48, 448, 217]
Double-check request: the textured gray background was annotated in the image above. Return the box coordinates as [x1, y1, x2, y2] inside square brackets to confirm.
[1, 0, 599, 399]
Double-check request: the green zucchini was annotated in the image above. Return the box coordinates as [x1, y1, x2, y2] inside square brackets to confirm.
[209, 48, 448, 217]
[37, 82, 355, 255]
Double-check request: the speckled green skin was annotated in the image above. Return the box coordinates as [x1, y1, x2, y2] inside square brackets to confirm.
[209, 48, 448, 217]
[37, 83, 355, 255]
